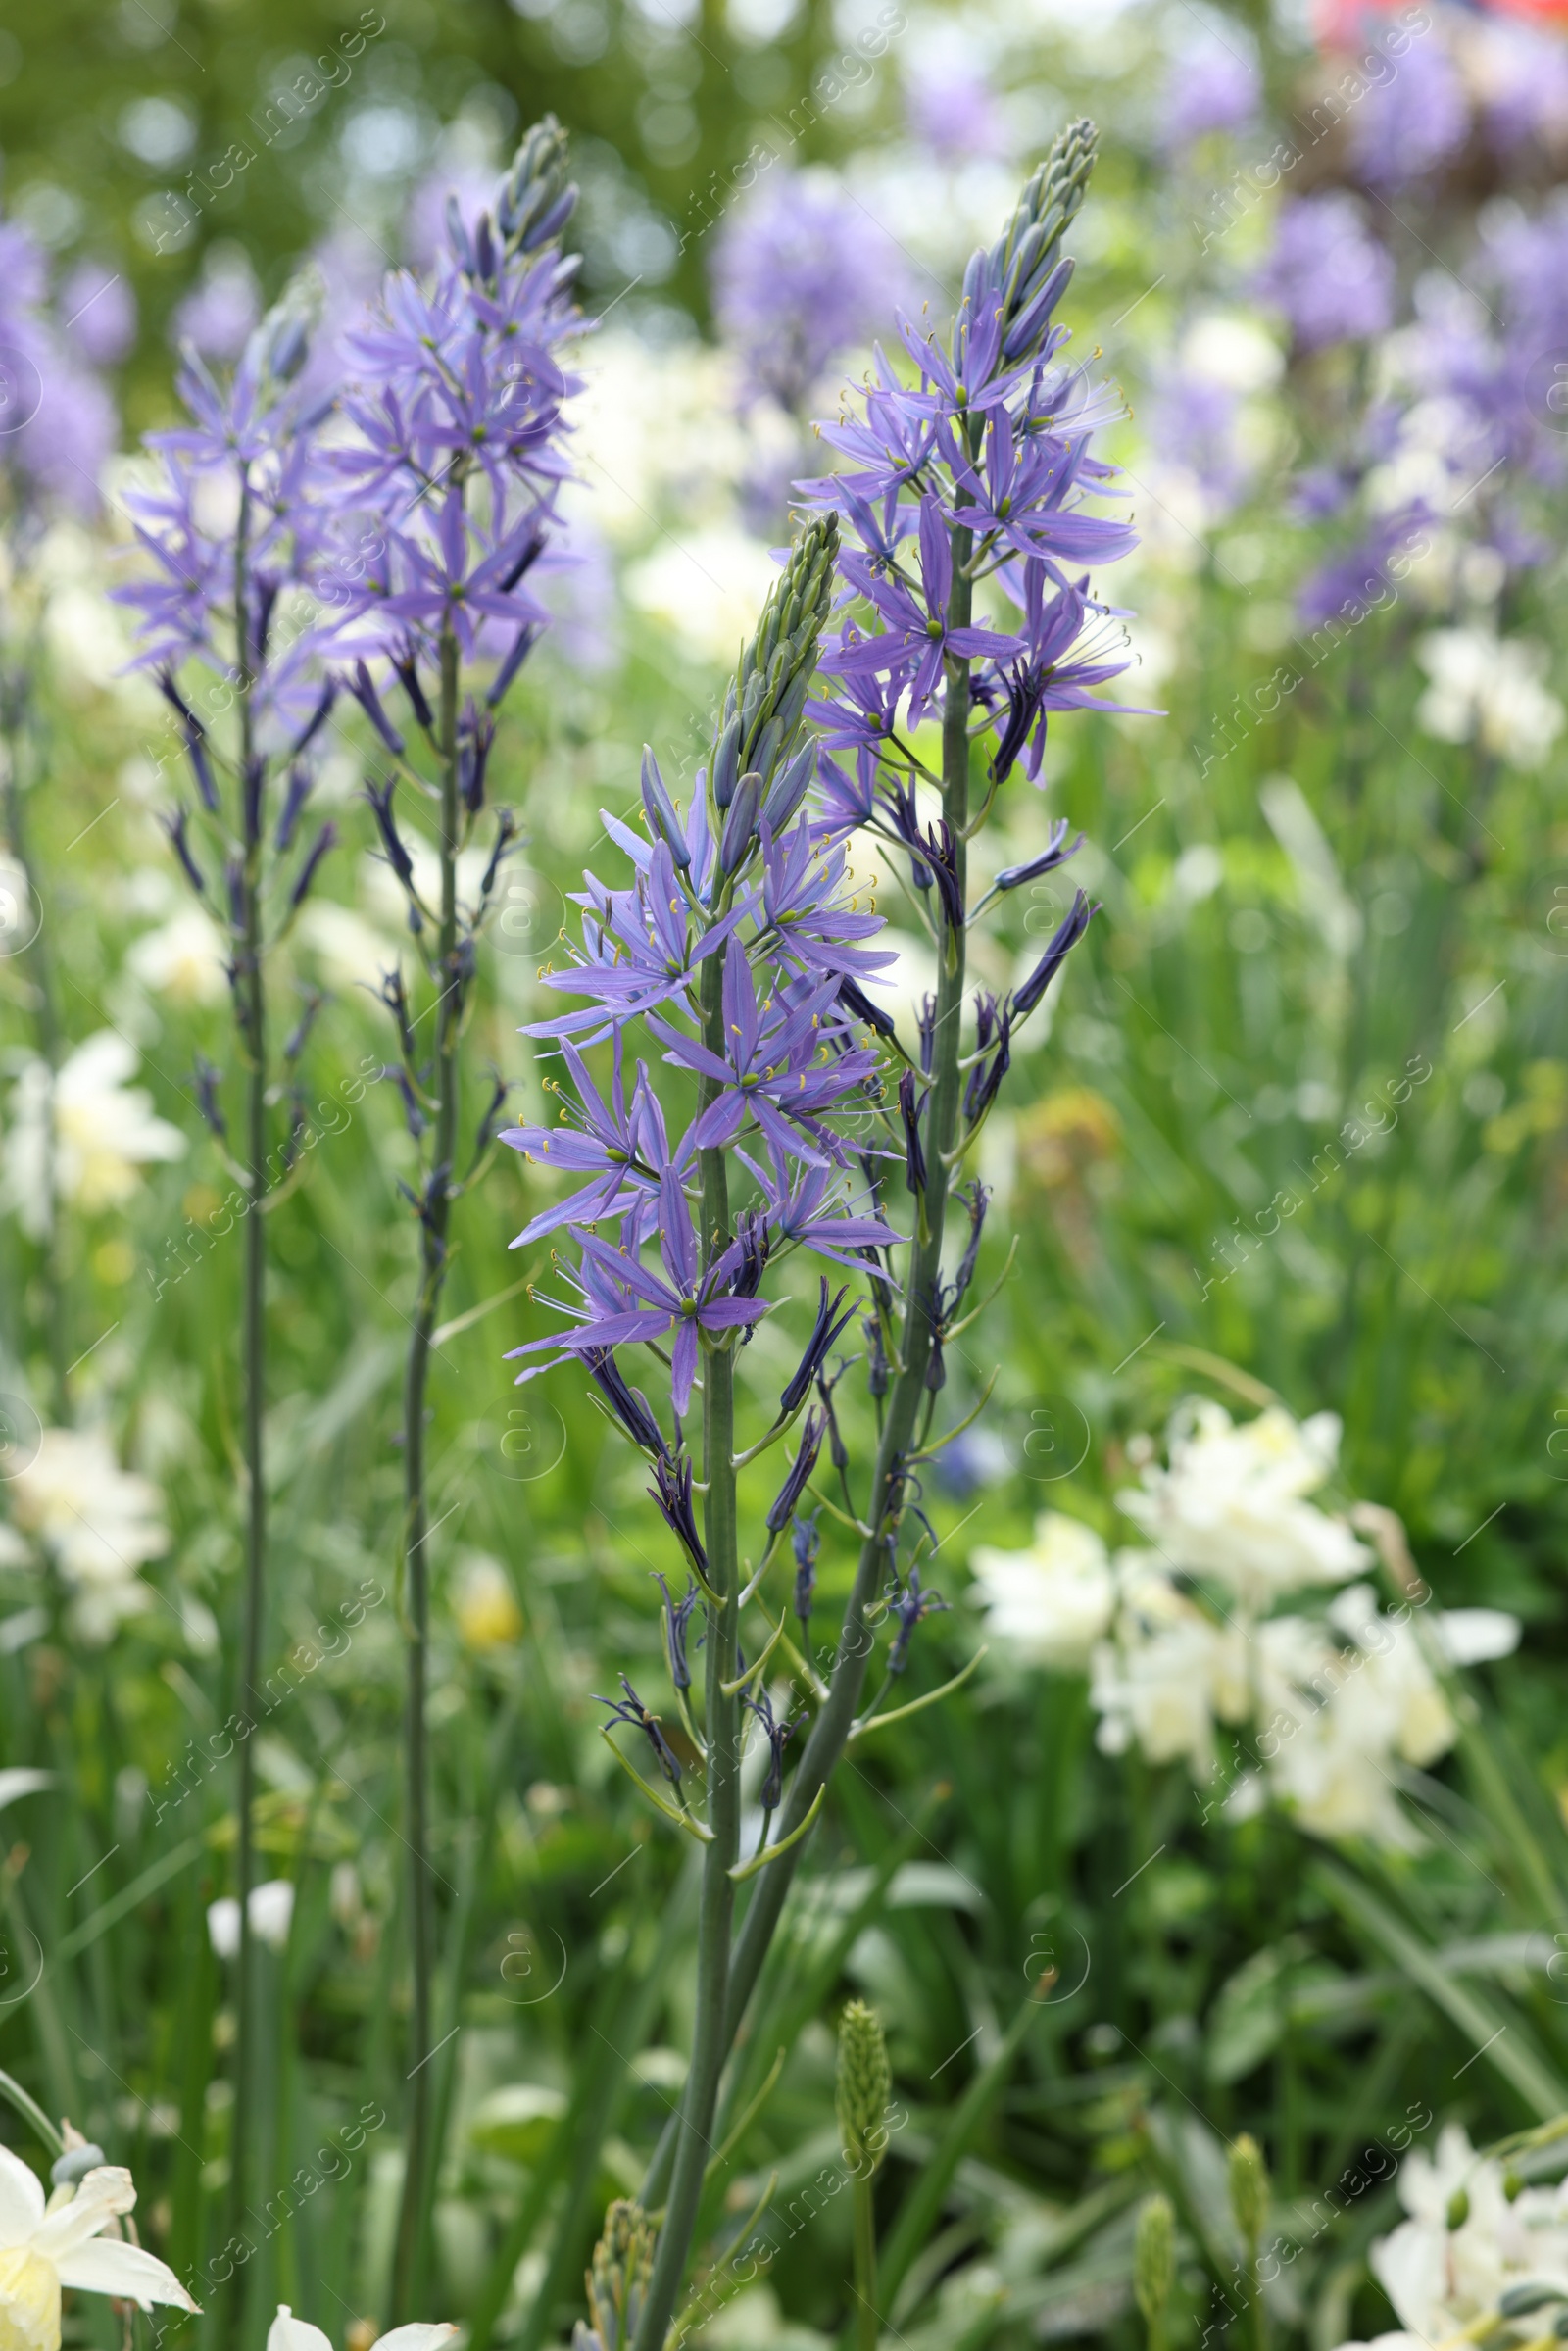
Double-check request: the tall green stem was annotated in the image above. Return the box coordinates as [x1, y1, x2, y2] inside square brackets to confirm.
[225, 472, 268, 2351]
[632, 948, 744, 2351]
[851, 2176, 878, 2351]
[390, 626, 463, 2322]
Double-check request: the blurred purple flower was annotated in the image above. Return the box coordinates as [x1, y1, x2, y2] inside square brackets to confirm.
[17, 363, 118, 515]
[905, 53, 1003, 160]
[713, 171, 896, 415]
[1253, 192, 1394, 351]
[403, 161, 497, 273]
[1478, 18, 1568, 152]
[1161, 37, 1261, 151]
[171, 257, 261, 363]
[1346, 26, 1469, 190]
[1144, 370, 1250, 512]
[1297, 506, 1426, 626]
[59, 261, 137, 367]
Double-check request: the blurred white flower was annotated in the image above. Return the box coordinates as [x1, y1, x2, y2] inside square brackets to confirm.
[1343, 2123, 1568, 2351]
[0, 1031, 185, 1240]
[208, 1878, 295, 1959]
[6, 1427, 170, 1645]
[968, 1512, 1116, 1669]
[623, 526, 781, 667]
[268, 2303, 455, 2351]
[453, 1553, 523, 1652]
[124, 907, 228, 1007]
[0, 2145, 197, 2351]
[1417, 628, 1564, 768]
[1117, 1397, 1369, 1609]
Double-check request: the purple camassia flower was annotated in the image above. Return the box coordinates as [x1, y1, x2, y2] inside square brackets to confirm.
[533, 840, 753, 1042]
[1143, 369, 1251, 515]
[833, 495, 1024, 728]
[1478, 18, 1568, 152]
[734, 1150, 901, 1270]
[503, 1036, 692, 1244]
[314, 178, 579, 693]
[113, 313, 333, 743]
[712, 171, 896, 416]
[759, 818, 891, 981]
[509, 1166, 769, 1413]
[1297, 504, 1427, 627]
[645, 937, 879, 1167]
[904, 51, 1003, 161]
[59, 261, 137, 367]
[1346, 21, 1469, 191]
[404, 162, 497, 274]
[171, 257, 262, 363]
[1253, 193, 1394, 352]
[1160, 36, 1261, 152]
[990, 567, 1151, 784]
[0, 213, 121, 518]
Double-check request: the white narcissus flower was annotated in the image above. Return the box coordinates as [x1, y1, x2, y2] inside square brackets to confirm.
[1415, 627, 1564, 768]
[268, 2302, 457, 2351]
[1358, 2123, 1568, 2350]
[1116, 1397, 1369, 1609]
[5, 1428, 170, 1646]
[0, 1031, 185, 1241]
[124, 907, 229, 1007]
[967, 1512, 1116, 1670]
[0, 2146, 198, 2351]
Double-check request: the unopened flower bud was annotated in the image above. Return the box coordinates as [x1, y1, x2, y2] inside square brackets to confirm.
[1228, 2134, 1268, 2249]
[573, 2198, 654, 2351]
[1134, 2194, 1176, 2328]
[836, 1998, 892, 2176]
[1446, 2186, 1471, 2230]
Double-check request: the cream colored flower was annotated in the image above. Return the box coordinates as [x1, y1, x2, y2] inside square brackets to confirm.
[6, 1427, 169, 1646]
[1117, 1398, 1369, 1610]
[967, 1513, 1115, 1670]
[0, 2146, 197, 2351]
[268, 2301, 456, 2351]
[0, 1032, 185, 1240]
[453, 1554, 523, 1653]
[1363, 2123, 1568, 2349]
[1416, 627, 1564, 768]
[124, 908, 229, 1007]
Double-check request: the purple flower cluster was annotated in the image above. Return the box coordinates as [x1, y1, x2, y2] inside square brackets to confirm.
[806, 125, 1144, 805]
[711, 171, 897, 417]
[1160, 34, 1261, 153]
[0, 213, 127, 519]
[505, 514, 902, 1420]
[1345, 24, 1469, 190]
[314, 133, 580, 697]
[1253, 191, 1395, 353]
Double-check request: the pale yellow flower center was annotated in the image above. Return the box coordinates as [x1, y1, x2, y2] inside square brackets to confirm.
[0, 2245, 63, 2351]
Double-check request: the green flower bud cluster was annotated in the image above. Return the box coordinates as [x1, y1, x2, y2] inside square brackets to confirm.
[710, 513, 840, 825]
[836, 1999, 893, 2176]
[973, 118, 1099, 362]
[1229, 2134, 1270, 2249]
[1134, 2193, 1176, 2330]
[572, 2199, 656, 2351]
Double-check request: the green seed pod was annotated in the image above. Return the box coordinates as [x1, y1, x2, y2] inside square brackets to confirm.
[573, 2198, 656, 2351]
[1504, 2171, 1525, 2205]
[1446, 2186, 1471, 2230]
[1134, 2193, 1177, 2327]
[1228, 2133, 1269, 2249]
[836, 1998, 893, 2176]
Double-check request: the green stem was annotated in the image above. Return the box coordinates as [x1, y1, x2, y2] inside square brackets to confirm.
[1, 674, 70, 1419]
[390, 626, 463, 2323]
[851, 2175, 878, 2351]
[1248, 2248, 1266, 2351]
[224, 471, 268, 2351]
[632, 950, 743, 2351]
[641, 515, 977, 2217]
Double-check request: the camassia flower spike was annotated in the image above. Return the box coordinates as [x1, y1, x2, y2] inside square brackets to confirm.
[512, 117, 1149, 2351]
